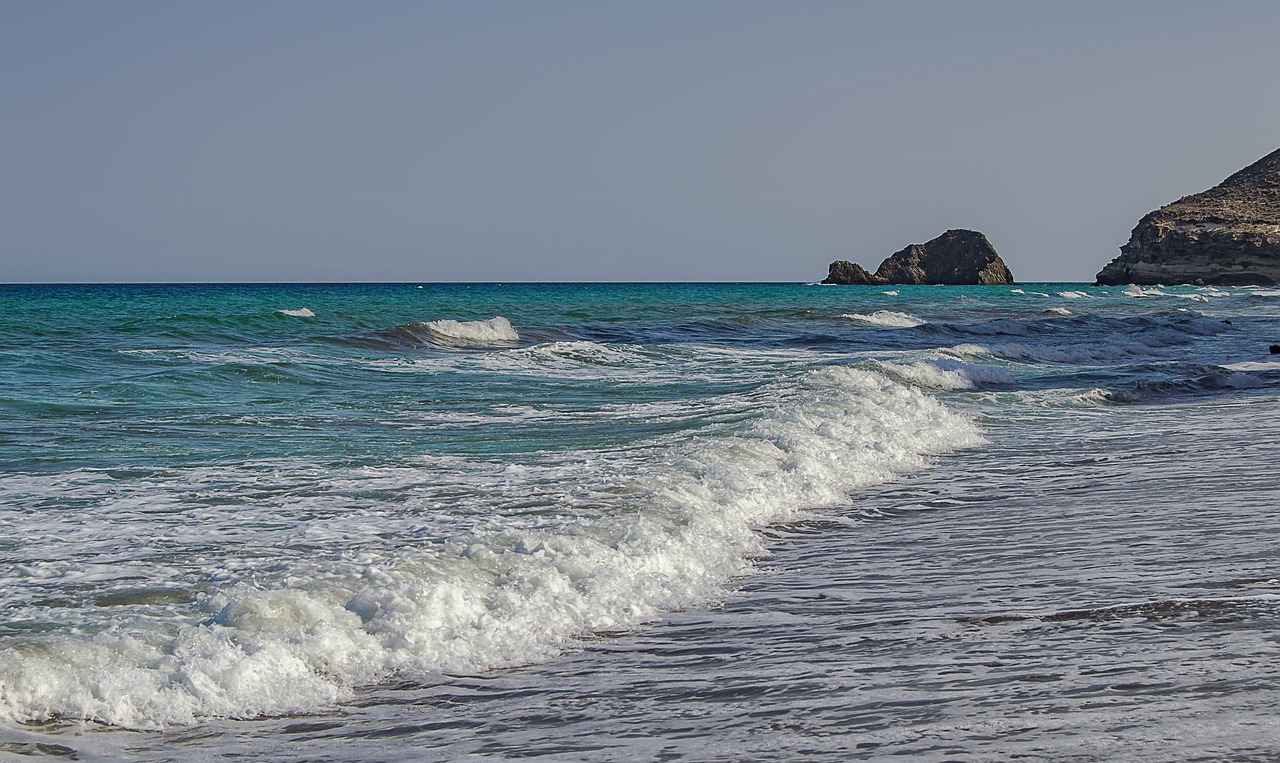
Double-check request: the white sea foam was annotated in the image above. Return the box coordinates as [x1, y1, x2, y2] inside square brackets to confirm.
[1057, 291, 1090, 299]
[1121, 285, 1213, 302]
[117, 347, 309, 364]
[415, 316, 519, 343]
[1010, 288, 1025, 294]
[518, 340, 643, 365]
[1043, 307, 1073, 316]
[277, 308, 315, 317]
[1220, 360, 1280, 371]
[1073, 388, 1114, 405]
[875, 358, 1016, 391]
[882, 290, 900, 296]
[367, 343, 836, 389]
[0, 367, 981, 728]
[842, 310, 926, 328]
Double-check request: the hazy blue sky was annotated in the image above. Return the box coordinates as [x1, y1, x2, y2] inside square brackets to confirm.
[3, 1, 1279, 282]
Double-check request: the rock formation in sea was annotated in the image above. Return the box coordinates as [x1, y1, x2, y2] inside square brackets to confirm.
[823, 260, 879, 285]
[822, 229, 1014, 285]
[1096, 148, 1280, 285]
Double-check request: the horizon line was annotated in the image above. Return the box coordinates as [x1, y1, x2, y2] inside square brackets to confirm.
[0, 279, 1098, 286]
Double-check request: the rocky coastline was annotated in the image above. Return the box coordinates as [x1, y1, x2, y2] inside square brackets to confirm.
[1096, 148, 1280, 286]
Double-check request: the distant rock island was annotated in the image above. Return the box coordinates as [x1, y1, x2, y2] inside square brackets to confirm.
[822, 229, 1014, 285]
[1096, 148, 1280, 285]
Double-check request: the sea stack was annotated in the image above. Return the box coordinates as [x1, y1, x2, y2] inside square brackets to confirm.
[1096, 148, 1280, 285]
[823, 229, 1014, 285]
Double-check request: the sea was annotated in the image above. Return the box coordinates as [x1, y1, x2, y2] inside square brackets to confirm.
[1, 281, 1279, 762]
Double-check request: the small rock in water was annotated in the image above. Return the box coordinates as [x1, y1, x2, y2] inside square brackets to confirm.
[1270, 344, 1280, 354]
[822, 229, 1014, 285]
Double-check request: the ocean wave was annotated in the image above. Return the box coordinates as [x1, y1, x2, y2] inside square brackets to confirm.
[1121, 285, 1215, 303]
[874, 358, 1015, 391]
[351, 317, 523, 349]
[412, 316, 519, 344]
[277, 308, 315, 317]
[1099, 365, 1271, 404]
[1042, 307, 1073, 316]
[378, 316, 519, 345]
[842, 310, 926, 328]
[922, 317, 1033, 337]
[364, 344, 845, 393]
[1220, 360, 1280, 372]
[1056, 291, 1090, 299]
[517, 340, 653, 366]
[934, 312, 1227, 365]
[0, 367, 981, 728]
[947, 339, 1167, 365]
[367, 341, 804, 385]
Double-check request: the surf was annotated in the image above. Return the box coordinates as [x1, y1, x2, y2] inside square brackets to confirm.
[0, 365, 981, 728]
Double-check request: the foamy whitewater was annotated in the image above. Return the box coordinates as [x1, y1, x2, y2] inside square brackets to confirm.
[842, 310, 926, 327]
[415, 316, 519, 343]
[3, 282, 1280, 761]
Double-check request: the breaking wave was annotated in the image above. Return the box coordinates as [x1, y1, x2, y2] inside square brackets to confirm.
[1099, 364, 1271, 404]
[0, 366, 981, 728]
[842, 311, 926, 328]
[381, 316, 521, 346]
[873, 358, 1016, 391]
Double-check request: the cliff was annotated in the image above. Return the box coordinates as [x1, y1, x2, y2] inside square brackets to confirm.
[823, 229, 1014, 285]
[1096, 148, 1280, 285]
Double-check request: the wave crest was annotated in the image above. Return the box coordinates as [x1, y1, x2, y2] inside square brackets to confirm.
[875, 358, 1015, 391]
[410, 317, 520, 344]
[842, 310, 926, 328]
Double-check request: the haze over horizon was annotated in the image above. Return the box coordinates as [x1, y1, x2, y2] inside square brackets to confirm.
[3, 0, 1279, 283]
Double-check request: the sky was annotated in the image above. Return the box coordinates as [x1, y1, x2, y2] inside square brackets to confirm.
[2, 1, 1279, 283]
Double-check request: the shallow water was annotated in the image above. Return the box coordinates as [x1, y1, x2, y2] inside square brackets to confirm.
[2, 282, 1279, 760]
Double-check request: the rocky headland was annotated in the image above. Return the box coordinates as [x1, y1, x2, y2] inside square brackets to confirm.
[1096, 148, 1280, 285]
[822, 229, 1014, 285]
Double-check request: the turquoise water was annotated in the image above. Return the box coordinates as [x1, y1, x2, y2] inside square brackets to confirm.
[3, 282, 1280, 759]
